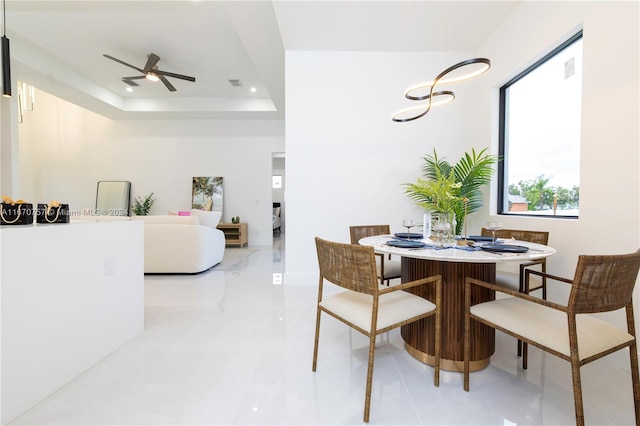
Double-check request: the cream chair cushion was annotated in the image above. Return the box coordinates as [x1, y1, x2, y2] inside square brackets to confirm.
[320, 290, 435, 332]
[376, 257, 401, 280]
[471, 297, 634, 360]
[494, 270, 544, 291]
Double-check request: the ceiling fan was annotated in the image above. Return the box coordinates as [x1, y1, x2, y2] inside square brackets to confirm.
[103, 53, 196, 92]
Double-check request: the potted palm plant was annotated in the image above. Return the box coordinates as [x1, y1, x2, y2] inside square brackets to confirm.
[404, 148, 499, 235]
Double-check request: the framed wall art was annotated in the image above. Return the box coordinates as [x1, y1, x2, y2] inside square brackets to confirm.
[192, 176, 223, 212]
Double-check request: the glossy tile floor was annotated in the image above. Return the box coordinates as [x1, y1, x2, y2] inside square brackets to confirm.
[10, 234, 637, 425]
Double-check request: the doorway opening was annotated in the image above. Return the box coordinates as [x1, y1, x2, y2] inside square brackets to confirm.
[272, 152, 285, 245]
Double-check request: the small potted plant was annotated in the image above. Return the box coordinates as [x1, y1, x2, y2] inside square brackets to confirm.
[132, 192, 155, 216]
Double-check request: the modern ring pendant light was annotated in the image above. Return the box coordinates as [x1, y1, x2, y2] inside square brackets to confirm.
[392, 57, 491, 122]
[1, 0, 10, 97]
[404, 58, 491, 100]
[391, 90, 455, 122]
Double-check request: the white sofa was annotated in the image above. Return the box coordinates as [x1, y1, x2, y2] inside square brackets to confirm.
[134, 214, 225, 274]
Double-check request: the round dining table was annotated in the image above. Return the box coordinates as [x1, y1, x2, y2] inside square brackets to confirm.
[359, 235, 556, 372]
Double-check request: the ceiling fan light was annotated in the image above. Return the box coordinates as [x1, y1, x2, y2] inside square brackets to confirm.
[104, 53, 195, 92]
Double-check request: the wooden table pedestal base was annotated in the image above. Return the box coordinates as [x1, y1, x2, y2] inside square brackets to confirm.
[404, 342, 490, 372]
[400, 257, 496, 372]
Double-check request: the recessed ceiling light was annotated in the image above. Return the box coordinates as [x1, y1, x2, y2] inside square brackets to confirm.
[250, 87, 256, 93]
[126, 87, 133, 92]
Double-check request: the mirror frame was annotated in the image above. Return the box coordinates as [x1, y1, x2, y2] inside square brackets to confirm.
[96, 181, 131, 216]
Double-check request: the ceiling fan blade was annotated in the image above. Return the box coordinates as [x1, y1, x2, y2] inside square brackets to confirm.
[155, 70, 196, 82]
[122, 75, 146, 80]
[158, 74, 177, 92]
[103, 54, 144, 73]
[144, 53, 161, 73]
[121, 78, 139, 87]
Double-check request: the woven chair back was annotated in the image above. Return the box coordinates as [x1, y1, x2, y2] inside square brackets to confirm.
[481, 228, 549, 245]
[569, 250, 640, 314]
[315, 237, 379, 295]
[349, 225, 391, 245]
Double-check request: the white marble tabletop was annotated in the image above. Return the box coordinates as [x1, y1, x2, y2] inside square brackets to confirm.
[359, 235, 556, 264]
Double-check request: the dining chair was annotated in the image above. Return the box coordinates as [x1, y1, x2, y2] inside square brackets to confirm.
[463, 250, 640, 426]
[480, 228, 550, 294]
[313, 237, 442, 423]
[481, 227, 550, 365]
[350, 225, 401, 286]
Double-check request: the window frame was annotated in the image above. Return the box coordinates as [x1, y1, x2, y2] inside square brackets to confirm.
[497, 30, 583, 219]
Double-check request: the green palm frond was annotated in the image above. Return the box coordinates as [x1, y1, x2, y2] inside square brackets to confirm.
[421, 149, 452, 180]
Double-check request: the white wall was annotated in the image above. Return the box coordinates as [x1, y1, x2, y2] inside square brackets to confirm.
[478, 1, 639, 277]
[16, 2, 636, 281]
[0, 85, 20, 196]
[18, 91, 285, 246]
[285, 1, 639, 281]
[285, 50, 483, 284]
[10, 0, 639, 368]
[284, 1, 639, 370]
[479, 0, 639, 371]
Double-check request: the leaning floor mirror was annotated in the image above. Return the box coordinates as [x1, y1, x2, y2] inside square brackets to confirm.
[96, 181, 131, 216]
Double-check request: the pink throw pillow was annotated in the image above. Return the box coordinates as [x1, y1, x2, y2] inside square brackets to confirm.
[178, 211, 191, 216]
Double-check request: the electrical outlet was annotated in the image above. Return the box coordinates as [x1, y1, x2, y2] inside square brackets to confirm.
[105, 257, 115, 276]
[273, 273, 283, 285]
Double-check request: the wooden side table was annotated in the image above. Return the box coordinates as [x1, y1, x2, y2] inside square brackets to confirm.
[217, 223, 248, 247]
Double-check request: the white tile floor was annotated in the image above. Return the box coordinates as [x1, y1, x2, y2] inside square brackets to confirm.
[10, 234, 637, 425]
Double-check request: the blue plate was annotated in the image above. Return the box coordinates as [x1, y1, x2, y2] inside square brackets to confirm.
[464, 235, 494, 242]
[481, 244, 528, 253]
[394, 232, 423, 239]
[386, 240, 427, 249]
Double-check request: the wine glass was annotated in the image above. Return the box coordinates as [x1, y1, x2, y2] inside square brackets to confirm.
[485, 221, 503, 243]
[401, 219, 416, 236]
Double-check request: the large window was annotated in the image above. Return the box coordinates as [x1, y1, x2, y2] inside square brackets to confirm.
[498, 31, 583, 218]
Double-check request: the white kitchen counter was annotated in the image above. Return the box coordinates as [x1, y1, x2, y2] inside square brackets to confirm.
[1, 220, 144, 424]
